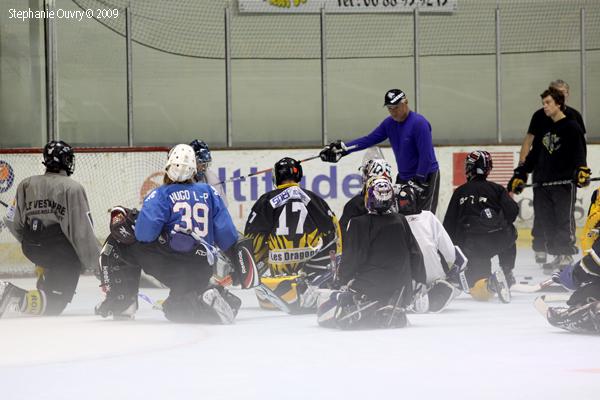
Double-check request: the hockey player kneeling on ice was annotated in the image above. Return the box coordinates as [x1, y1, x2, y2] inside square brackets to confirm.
[0, 141, 100, 318]
[93, 144, 259, 324]
[545, 235, 600, 333]
[317, 177, 426, 329]
[395, 184, 467, 313]
[244, 157, 342, 314]
[443, 150, 517, 303]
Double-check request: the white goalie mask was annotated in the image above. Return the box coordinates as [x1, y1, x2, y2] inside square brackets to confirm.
[165, 144, 197, 182]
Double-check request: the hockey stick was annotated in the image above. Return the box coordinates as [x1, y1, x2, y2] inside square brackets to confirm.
[216, 145, 358, 186]
[138, 292, 163, 310]
[386, 286, 405, 327]
[511, 278, 555, 293]
[524, 177, 600, 188]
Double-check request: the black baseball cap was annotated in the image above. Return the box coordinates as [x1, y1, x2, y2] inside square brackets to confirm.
[384, 89, 406, 107]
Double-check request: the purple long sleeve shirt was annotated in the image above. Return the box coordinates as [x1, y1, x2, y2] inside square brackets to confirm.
[346, 111, 439, 182]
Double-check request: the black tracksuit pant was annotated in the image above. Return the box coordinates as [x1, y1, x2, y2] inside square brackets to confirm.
[532, 184, 577, 256]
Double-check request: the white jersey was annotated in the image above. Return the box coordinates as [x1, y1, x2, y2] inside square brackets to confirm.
[404, 210, 455, 284]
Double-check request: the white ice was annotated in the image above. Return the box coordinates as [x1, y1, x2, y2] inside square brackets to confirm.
[1, 249, 599, 400]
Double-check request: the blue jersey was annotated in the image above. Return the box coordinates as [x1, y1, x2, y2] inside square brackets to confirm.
[135, 182, 238, 251]
[346, 111, 439, 181]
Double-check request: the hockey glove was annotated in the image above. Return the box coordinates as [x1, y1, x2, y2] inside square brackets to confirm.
[507, 167, 527, 195]
[552, 262, 580, 291]
[319, 140, 348, 163]
[575, 166, 591, 188]
[407, 179, 429, 197]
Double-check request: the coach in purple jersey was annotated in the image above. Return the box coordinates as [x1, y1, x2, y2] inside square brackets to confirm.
[320, 89, 440, 213]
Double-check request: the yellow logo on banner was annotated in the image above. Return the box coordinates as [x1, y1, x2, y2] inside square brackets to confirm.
[267, 0, 307, 8]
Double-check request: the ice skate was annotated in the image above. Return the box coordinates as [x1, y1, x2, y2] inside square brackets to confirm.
[534, 251, 547, 265]
[542, 255, 573, 275]
[488, 270, 511, 303]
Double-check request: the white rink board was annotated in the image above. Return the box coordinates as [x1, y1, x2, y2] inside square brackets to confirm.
[1, 144, 599, 249]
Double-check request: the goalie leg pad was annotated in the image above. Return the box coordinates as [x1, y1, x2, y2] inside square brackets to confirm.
[162, 287, 237, 324]
[255, 276, 300, 311]
[547, 301, 600, 334]
[427, 280, 456, 313]
[96, 241, 141, 319]
[0, 281, 27, 318]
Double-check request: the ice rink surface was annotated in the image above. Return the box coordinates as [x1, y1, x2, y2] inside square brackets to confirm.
[1, 249, 599, 400]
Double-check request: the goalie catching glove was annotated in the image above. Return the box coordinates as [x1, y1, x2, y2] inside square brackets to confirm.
[109, 206, 138, 245]
[319, 140, 348, 163]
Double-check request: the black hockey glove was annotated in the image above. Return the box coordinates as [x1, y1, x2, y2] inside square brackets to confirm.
[507, 167, 527, 195]
[319, 140, 348, 163]
[407, 179, 429, 197]
[575, 166, 591, 188]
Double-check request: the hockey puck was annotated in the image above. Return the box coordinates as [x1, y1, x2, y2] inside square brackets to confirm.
[524, 276, 533, 280]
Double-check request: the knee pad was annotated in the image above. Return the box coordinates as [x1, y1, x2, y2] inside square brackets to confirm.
[470, 278, 494, 301]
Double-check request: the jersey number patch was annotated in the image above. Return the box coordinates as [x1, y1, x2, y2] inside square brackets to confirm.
[276, 202, 308, 236]
[173, 202, 209, 238]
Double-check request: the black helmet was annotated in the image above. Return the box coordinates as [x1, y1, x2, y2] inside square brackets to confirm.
[395, 184, 420, 215]
[189, 139, 212, 164]
[43, 140, 75, 176]
[273, 157, 303, 187]
[465, 150, 493, 181]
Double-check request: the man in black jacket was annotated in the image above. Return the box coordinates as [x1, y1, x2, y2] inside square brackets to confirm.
[518, 80, 586, 266]
[508, 87, 590, 273]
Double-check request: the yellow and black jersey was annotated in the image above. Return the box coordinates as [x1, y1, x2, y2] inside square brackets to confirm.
[581, 189, 600, 254]
[244, 183, 342, 276]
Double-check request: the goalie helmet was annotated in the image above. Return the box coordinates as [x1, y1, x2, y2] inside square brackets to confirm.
[361, 158, 393, 184]
[273, 157, 303, 187]
[364, 177, 395, 215]
[465, 150, 493, 180]
[165, 144, 197, 183]
[43, 140, 75, 176]
[395, 184, 420, 215]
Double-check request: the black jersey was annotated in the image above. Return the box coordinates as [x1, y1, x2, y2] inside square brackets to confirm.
[522, 117, 587, 184]
[339, 213, 425, 303]
[528, 105, 586, 138]
[244, 183, 341, 275]
[443, 177, 518, 245]
[339, 193, 366, 241]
